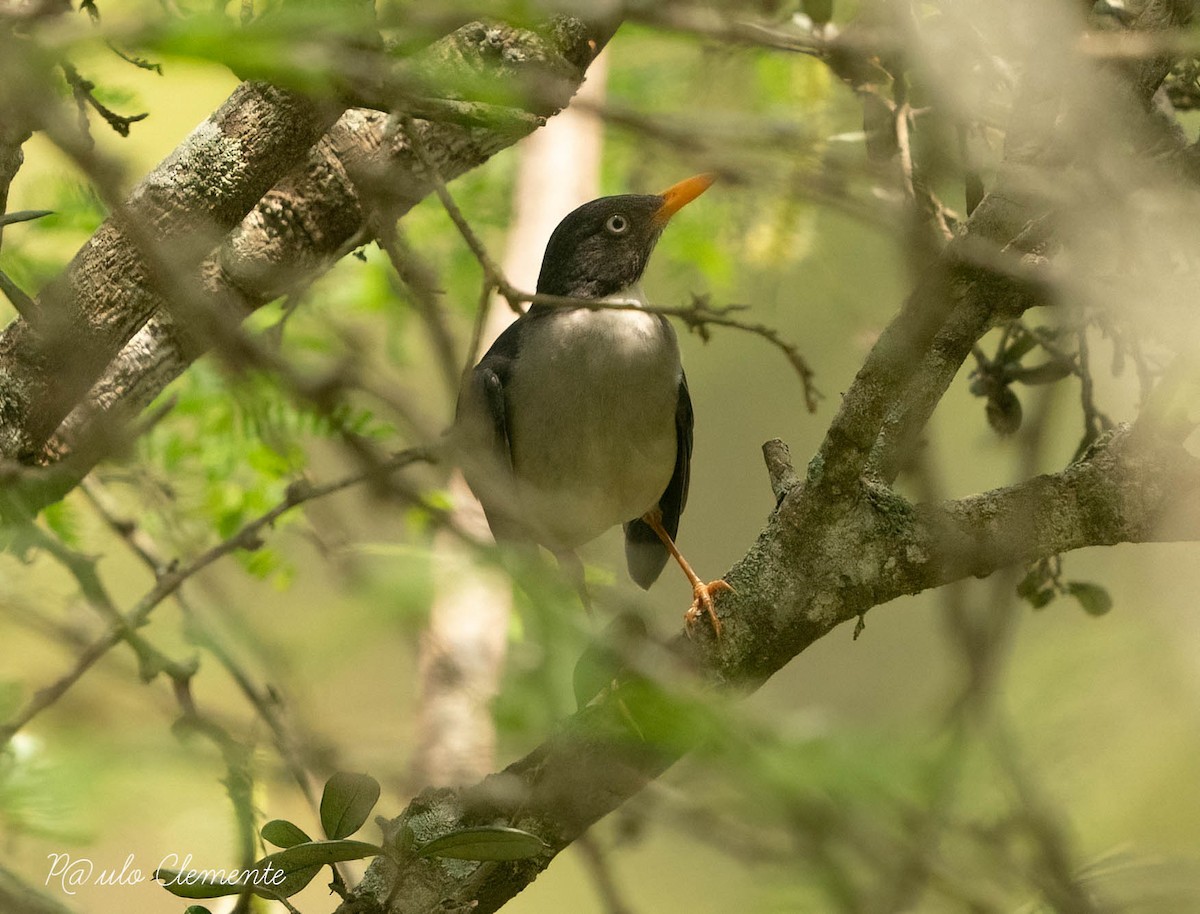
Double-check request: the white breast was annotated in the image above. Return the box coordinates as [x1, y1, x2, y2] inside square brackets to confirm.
[506, 292, 682, 550]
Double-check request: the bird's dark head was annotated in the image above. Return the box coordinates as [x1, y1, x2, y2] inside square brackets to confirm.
[536, 174, 715, 299]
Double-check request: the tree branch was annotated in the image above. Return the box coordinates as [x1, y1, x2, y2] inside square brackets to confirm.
[0, 445, 434, 747]
[0, 62, 343, 460]
[344, 421, 1200, 914]
[39, 16, 615, 473]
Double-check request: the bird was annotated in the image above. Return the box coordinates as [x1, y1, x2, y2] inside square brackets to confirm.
[453, 173, 730, 636]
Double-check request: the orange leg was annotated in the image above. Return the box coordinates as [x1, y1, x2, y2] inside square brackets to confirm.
[642, 510, 732, 638]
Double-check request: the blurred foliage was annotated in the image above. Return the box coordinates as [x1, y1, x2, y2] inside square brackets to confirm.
[1, 1, 1200, 913]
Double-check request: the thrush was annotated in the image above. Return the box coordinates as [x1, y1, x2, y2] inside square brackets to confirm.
[454, 174, 730, 636]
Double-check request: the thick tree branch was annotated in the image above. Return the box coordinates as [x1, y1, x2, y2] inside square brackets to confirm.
[40, 17, 615, 469]
[822, 0, 1193, 487]
[0, 65, 342, 459]
[336, 9, 1200, 911]
[344, 422, 1200, 914]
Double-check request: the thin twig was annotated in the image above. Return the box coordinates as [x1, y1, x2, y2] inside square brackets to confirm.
[373, 218, 461, 399]
[402, 116, 524, 312]
[461, 277, 493, 384]
[894, 100, 956, 245]
[666, 293, 821, 412]
[402, 113, 820, 406]
[0, 269, 38, 322]
[20, 521, 197, 682]
[1075, 327, 1112, 453]
[576, 835, 637, 914]
[60, 63, 149, 139]
[0, 445, 436, 747]
[80, 476, 322, 806]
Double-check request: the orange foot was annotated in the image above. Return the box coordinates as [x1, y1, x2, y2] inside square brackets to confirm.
[684, 579, 734, 639]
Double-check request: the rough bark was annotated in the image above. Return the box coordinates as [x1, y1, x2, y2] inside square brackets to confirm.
[0, 68, 342, 460]
[44, 18, 614, 463]
[335, 5, 1200, 912]
[0, 3, 1197, 913]
[344, 422, 1200, 914]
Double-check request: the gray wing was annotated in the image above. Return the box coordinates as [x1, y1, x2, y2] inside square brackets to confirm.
[623, 372, 693, 589]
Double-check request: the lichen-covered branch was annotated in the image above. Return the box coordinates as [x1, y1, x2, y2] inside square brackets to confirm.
[344, 421, 1200, 914]
[39, 16, 614, 469]
[0, 65, 341, 460]
[817, 0, 1193, 489]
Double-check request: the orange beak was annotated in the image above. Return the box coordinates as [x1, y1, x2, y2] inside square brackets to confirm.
[653, 173, 716, 226]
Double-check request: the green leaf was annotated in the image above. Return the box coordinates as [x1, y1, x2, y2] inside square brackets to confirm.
[1017, 566, 1053, 606]
[253, 840, 382, 899]
[803, 0, 834, 25]
[153, 869, 245, 900]
[262, 839, 382, 870]
[999, 331, 1040, 365]
[573, 645, 617, 711]
[156, 841, 381, 901]
[183, 907, 213, 914]
[246, 862, 321, 900]
[41, 501, 81, 548]
[415, 826, 548, 862]
[1028, 587, 1056, 610]
[986, 387, 1022, 436]
[320, 772, 380, 839]
[573, 614, 649, 709]
[261, 818, 312, 848]
[1007, 360, 1075, 386]
[1067, 581, 1113, 616]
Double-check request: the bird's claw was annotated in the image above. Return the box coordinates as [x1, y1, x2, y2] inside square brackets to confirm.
[684, 579, 734, 639]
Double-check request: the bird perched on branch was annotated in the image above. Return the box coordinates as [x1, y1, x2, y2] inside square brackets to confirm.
[454, 174, 729, 636]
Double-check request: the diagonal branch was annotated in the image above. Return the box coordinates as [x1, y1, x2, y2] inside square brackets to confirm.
[0, 445, 434, 749]
[346, 422, 1200, 914]
[0, 52, 344, 459]
[816, 0, 1193, 490]
[38, 15, 616, 477]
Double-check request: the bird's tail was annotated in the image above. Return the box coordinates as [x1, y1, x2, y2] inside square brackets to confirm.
[623, 517, 671, 589]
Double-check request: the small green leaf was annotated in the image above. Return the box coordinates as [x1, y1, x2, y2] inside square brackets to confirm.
[248, 862, 320, 900]
[986, 387, 1022, 436]
[573, 646, 615, 710]
[263, 839, 382, 869]
[1016, 567, 1043, 600]
[41, 501, 81, 548]
[573, 614, 648, 710]
[320, 772, 381, 839]
[999, 332, 1040, 365]
[153, 869, 244, 900]
[1028, 587, 1056, 610]
[183, 907, 213, 914]
[1067, 581, 1113, 616]
[415, 826, 548, 862]
[252, 840, 381, 899]
[261, 818, 312, 848]
[803, 0, 833, 25]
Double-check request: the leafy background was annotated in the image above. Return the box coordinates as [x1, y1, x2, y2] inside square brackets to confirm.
[3, 3, 1200, 912]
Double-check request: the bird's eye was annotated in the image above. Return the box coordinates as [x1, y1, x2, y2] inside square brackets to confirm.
[605, 214, 629, 234]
